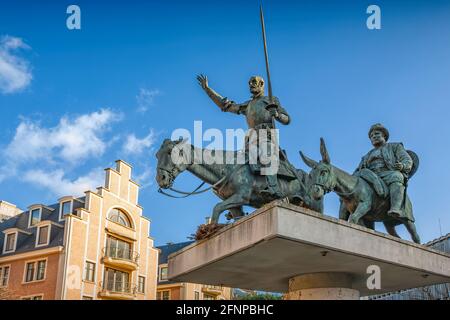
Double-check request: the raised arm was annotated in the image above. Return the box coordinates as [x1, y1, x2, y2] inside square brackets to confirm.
[197, 74, 246, 114]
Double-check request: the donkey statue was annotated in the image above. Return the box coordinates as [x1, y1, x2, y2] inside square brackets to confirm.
[156, 138, 323, 225]
[300, 138, 421, 243]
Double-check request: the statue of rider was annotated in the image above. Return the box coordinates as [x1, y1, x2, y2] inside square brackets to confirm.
[197, 74, 290, 198]
[355, 123, 413, 218]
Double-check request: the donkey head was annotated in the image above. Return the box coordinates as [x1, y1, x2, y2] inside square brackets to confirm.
[300, 138, 336, 200]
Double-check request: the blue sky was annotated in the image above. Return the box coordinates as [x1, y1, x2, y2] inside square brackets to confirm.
[0, 0, 449, 245]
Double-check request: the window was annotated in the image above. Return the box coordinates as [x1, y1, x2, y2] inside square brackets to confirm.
[157, 290, 170, 300]
[194, 291, 200, 300]
[159, 266, 168, 281]
[106, 236, 132, 261]
[203, 294, 215, 300]
[108, 208, 131, 228]
[37, 261, 46, 280]
[37, 225, 49, 246]
[0, 266, 10, 287]
[4, 233, 16, 253]
[84, 262, 95, 282]
[29, 208, 41, 226]
[25, 262, 35, 282]
[103, 268, 130, 293]
[22, 295, 43, 300]
[60, 201, 72, 219]
[25, 260, 46, 283]
[138, 276, 145, 294]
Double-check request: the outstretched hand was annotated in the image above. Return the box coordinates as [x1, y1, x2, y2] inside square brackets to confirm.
[197, 74, 209, 90]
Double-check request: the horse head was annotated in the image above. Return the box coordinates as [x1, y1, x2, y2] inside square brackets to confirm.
[155, 138, 190, 189]
[300, 138, 336, 200]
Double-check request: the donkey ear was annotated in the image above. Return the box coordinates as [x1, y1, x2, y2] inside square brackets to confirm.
[299, 151, 319, 169]
[320, 137, 331, 164]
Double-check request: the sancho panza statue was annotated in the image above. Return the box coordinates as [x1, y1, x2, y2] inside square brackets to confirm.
[197, 74, 290, 198]
[355, 123, 413, 219]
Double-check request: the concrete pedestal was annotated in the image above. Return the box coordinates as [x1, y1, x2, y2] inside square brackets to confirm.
[168, 202, 450, 299]
[286, 273, 360, 300]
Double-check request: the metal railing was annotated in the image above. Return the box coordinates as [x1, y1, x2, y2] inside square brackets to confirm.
[103, 246, 139, 263]
[100, 280, 137, 295]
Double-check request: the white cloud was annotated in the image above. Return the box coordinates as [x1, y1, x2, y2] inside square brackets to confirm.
[6, 108, 122, 164]
[0, 35, 32, 94]
[136, 88, 160, 113]
[122, 130, 155, 155]
[23, 168, 104, 197]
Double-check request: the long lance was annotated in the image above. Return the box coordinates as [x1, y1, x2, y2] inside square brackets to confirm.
[260, 4, 273, 99]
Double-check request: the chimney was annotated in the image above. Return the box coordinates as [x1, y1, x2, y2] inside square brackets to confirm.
[0, 200, 22, 223]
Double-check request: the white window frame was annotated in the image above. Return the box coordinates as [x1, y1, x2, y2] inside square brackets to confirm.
[83, 260, 96, 283]
[157, 290, 170, 300]
[59, 200, 73, 221]
[28, 207, 42, 228]
[0, 264, 11, 287]
[3, 231, 18, 254]
[137, 275, 146, 294]
[159, 265, 168, 282]
[23, 258, 47, 284]
[35, 224, 51, 248]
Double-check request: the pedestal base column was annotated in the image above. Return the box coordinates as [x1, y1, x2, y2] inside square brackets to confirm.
[285, 272, 360, 300]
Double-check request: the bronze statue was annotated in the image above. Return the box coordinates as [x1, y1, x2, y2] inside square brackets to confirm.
[300, 132, 421, 243]
[197, 74, 289, 198]
[156, 139, 323, 225]
[355, 123, 414, 219]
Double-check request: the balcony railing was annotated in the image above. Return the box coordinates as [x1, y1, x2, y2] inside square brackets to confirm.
[103, 247, 139, 264]
[202, 284, 223, 295]
[99, 280, 137, 299]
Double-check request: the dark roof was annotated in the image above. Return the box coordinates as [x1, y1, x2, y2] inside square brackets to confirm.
[156, 241, 194, 265]
[425, 233, 450, 247]
[0, 197, 85, 258]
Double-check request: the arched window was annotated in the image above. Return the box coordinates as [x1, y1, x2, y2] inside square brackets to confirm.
[108, 208, 132, 228]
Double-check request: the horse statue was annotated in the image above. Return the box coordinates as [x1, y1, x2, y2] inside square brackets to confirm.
[156, 138, 323, 224]
[300, 138, 421, 244]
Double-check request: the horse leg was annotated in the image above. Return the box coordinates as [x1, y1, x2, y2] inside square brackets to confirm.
[384, 221, 400, 238]
[404, 220, 421, 244]
[210, 194, 247, 224]
[348, 201, 371, 225]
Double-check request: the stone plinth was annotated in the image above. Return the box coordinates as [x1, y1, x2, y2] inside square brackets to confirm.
[168, 202, 450, 299]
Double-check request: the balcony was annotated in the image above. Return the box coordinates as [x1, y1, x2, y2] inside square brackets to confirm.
[98, 280, 137, 300]
[202, 284, 223, 296]
[102, 247, 139, 271]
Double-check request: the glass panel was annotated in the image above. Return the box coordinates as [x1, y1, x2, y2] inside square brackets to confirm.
[108, 209, 131, 228]
[61, 201, 72, 216]
[26, 263, 35, 282]
[84, 262, 95, 282]
[162, 291, 170, 300]
[5, 233, 16, 251]
[30, 209, 41, 226]
[138, 276, 145, 293]
[2, 266, 9, 286]
[38, 226, 49, 245]
[36, 261, 46, 280]
[160, 267, 168, 281]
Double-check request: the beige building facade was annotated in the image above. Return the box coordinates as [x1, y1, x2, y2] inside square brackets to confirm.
[0, 160, 159, 300]
[156, 242, 232, 300]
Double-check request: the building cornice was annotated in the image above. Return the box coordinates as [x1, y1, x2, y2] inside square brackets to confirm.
[0, 246, 63, 263]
